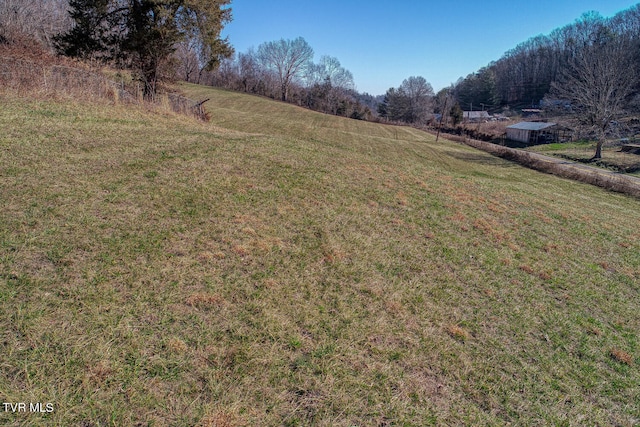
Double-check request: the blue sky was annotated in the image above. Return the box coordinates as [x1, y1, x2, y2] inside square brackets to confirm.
[221, 1, 640, 96]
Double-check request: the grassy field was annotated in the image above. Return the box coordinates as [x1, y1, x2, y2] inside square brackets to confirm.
[1, 84, 639, 426]
[524, 141, 640, 176]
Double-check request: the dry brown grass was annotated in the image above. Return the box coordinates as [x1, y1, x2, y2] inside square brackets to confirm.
[446, 325, 471, 341]
[0, 44, 207, 120]
[185, 293, 225, 308]
[610, 348, 634, 365]
[199, 411, 242, 427]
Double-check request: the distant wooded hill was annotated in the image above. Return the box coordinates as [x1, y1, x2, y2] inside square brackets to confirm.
[452, 6, 640, 112]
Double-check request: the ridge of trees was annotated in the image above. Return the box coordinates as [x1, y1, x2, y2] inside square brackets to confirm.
[452, 6, 640, 158]
[453, 7, 640, 112]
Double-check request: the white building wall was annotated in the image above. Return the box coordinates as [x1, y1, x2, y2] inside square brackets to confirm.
[506, 128, 529, 143]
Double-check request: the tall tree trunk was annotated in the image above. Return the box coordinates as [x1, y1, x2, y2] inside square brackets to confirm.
[591, 127, 607, 160]
[592, 140, 603, 160]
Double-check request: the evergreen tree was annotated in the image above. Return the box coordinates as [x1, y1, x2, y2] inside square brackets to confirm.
[377, 94, 389, 118]
[54, 0, 119, 60]
[450, 103, 463, 125]
[55, 0, 233, 99]
[122, 0, 182, 98]
[386, 87, 412, 122]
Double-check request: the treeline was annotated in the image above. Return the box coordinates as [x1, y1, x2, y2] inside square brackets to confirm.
[199, 39, 445, 124]
[1, 0, 234, 101]
[452, 6, 640, 111]
[0, 1, 443, 127]
[191, 37, 376, 120]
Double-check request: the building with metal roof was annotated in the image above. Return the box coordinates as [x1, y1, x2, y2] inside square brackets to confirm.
[463, 111, 490, 122]
[506, 122, 558, 144]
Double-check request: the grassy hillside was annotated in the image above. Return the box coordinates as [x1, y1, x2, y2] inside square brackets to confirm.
[1, 84, 639, 426]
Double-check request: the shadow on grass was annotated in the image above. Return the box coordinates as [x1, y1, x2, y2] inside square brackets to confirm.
[447, 150, 520, 168]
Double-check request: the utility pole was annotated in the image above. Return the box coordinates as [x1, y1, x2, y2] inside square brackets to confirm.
[436, 97, 448, 143]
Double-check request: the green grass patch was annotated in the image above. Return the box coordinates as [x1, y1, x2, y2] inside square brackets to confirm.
[532, 141, 592, 151]
[1, 87, 639, 426]
[527, 140, 640, 175]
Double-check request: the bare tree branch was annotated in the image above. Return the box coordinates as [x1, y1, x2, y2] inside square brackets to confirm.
[257, 37, 313, 102]
[549, 15, 637, 159]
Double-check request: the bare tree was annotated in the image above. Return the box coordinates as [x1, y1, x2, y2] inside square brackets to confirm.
[549, 14, 638, 159]
[379, 76, 434, 124]
[257, 36, 313, 102]
[236, 49, 260, 92]
[303, 55, 355, 114]
[174, 40, 201, 82]
[399, 76, 434, 124]
[213, 55, 241, 89]
[0, 0, 70, 47]
[309, 55, 354, 90]
[434, 87, 456, 125]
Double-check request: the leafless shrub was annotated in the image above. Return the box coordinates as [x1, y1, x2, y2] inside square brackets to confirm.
[0, 54, 209, 120]
[0, 0, 70, 49]
[0, 56, 133, 102]
[165, 93, 210, 121]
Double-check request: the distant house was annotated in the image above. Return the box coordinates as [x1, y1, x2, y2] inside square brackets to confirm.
[522, 109, 543, 118]
[506, 122, 558, 144]
[463, 111, 490, 122]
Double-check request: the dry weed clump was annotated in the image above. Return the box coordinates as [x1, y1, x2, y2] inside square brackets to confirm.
[197, 251, 217, 263]
[167, 337, 189, 353]
[446, 325, 470, 341]
[610, 348, 633, 366]
[0, 54, 133, 103]
[198, 411, 239, 427]
[395, 191, 408, 206]
[519, 264, 535, 275]
[231, 244, 250, 257]
[185, 293, 224, 309]
[213, 251, 227, 259]
[84, 360, 114, 387]
[537, 270, 552, 281]
[322, 247, 348, 264]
